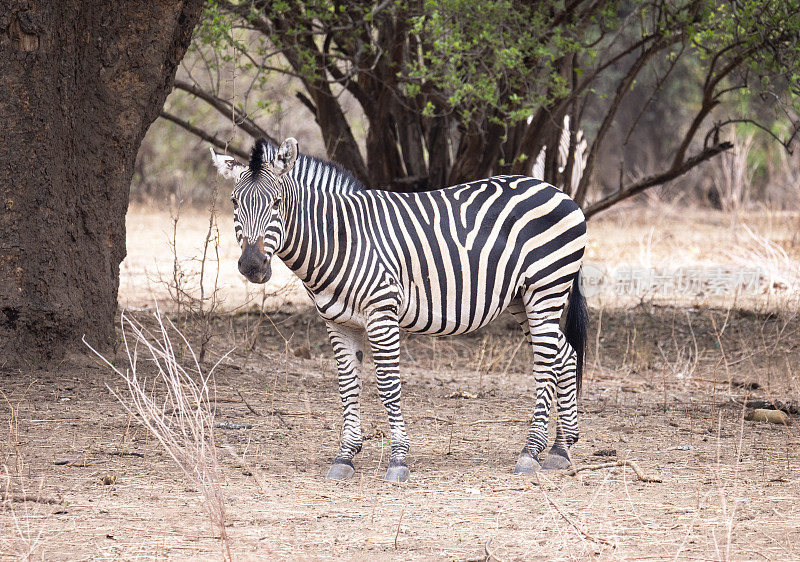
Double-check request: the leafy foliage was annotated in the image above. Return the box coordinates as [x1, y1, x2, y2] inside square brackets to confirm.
[164, 0, 800, 214]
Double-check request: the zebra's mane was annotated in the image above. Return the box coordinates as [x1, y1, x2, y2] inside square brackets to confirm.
[249, 138, 272, 174]
[250, 138, 364, 193]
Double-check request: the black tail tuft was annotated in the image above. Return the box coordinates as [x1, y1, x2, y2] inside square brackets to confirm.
[564, 270, 588, 394]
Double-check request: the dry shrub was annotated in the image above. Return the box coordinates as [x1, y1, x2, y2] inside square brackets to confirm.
[161, 187, 223, 364]
[84, 310, 232, 560]
[727, 223, 800, 302]
[1, 458, 54, 560]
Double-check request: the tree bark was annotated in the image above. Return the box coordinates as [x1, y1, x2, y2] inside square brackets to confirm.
[0, 1, 203, 365]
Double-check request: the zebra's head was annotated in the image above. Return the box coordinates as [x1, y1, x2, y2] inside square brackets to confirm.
[209, 137, 298, 284]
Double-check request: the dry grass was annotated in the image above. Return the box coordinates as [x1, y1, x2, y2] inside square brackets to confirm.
[122, 202, 800, 315]
[84, 311, 232, 560]
[120, 203, 308, 313]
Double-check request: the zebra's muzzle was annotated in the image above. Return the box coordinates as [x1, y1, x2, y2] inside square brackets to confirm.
[238, 237, 272, 284]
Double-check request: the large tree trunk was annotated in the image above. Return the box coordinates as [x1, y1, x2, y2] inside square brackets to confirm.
[0, 1, 203, 365]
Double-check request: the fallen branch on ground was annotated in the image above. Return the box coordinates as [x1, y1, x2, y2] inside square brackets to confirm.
[570, 460, 662, 483]
[467, 418, 529, 426]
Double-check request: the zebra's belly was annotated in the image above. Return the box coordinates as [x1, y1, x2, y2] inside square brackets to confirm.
[399, 297, 511, 336]
[397, 270, 520, 336]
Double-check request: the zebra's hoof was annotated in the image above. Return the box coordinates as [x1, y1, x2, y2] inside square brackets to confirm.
[513, 451, 541, 474]
[541, 448, 572, 470]
[326, 460, 355, 480]
[385, 461, 410, 483]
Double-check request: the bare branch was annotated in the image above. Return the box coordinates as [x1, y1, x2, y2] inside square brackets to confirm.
[584, 141, 733, 219]
[159, 111, 249, 160]
[705, 118, 798, 154]
[173, 79, 277, 144]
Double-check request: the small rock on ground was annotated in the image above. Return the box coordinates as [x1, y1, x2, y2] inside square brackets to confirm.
[745, 408, 790, 425]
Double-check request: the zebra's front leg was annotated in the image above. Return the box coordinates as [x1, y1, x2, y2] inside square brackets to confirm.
[325, 322, 366, 480]
[542, 333, 579, 470]
[366, 311, 410, 482]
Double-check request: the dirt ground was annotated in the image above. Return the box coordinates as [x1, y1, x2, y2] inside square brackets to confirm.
[2, 205, 800, 560]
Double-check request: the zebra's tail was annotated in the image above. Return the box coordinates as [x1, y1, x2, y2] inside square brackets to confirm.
[564, 270, 588, 394]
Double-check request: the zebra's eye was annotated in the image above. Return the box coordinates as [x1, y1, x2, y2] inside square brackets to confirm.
[231, 196, 238, 209]
[272, 199, 281, 210]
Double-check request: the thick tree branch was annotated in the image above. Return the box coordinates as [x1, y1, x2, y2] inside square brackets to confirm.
[159, 111, 249, 161]
[583, 141, 733, 219]
[295, 91, 319, 122]
[173, 80, 277, 144]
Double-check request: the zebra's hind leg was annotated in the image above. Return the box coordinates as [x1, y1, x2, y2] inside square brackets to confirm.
[514, 295, 565, 474]
[541, 333, 579, 470]
[325, 322, 366, 480]
[366, 310, 410, 482]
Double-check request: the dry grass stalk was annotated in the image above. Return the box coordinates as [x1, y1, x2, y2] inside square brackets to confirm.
[535, 473, 616, 547]
[484, 539, 504, 562]
[1, 468, 53, 559]
[728, 222, 800, 301]
[1, 383, 34, 477]
[570, 459, 662, 483]
[84, 310, 232, 561]
[393, 507, 405, 549]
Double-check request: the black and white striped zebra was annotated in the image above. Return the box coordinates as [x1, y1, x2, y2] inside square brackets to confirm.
[211, 138, 588, 482]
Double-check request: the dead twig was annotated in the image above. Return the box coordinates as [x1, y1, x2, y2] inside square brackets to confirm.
[394, 507, 404, 549]
[277, 410, 320, 417]
[484, 538, 505, 562]
[536, 474, 616, 547]
[491, 485, 536, 493]
[236, 389, 262, 416]
[570, 459, 662, 483]
[222, 445, 267, 494]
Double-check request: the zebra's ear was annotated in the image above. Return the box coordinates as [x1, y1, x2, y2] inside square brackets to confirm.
[209, 148, 245, 182]
[272, 137, 298, 176]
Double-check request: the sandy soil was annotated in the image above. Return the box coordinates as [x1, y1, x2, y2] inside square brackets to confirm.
[120, 203, 310, 312]
[1, 205, 798, 560]
[119, 202, 800, 312]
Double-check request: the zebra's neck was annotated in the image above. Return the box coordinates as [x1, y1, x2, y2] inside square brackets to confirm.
[277, 152, 369, 284]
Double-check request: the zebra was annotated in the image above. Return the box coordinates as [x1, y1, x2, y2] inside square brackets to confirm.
[210, 137, 588, 482]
